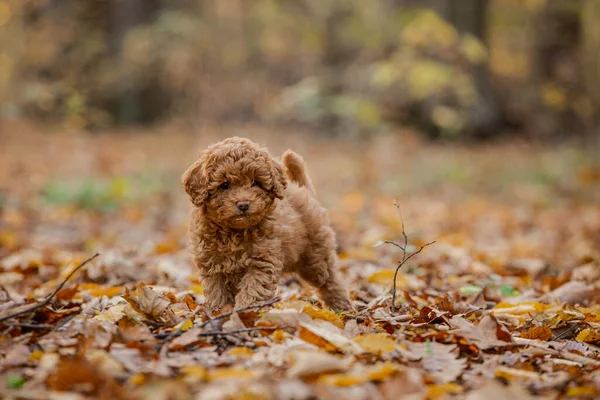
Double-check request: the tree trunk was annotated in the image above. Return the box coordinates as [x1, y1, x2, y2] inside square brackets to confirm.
[581, 0, 600, 149]
[446, 0, 502, 137]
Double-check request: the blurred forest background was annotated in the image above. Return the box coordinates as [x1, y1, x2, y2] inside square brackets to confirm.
[1, 0, 600, 143]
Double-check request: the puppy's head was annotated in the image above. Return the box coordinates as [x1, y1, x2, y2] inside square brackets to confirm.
[182, 137, 287, 229]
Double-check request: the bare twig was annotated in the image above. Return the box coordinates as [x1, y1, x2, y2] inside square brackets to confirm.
[0, 253, 99, 324]
[388, 201, 435, 313]
[8, 322, 54, 329]
[513, 337, 600, 366]
[198, 297, 281, 329]
[198, 325, 289, 337]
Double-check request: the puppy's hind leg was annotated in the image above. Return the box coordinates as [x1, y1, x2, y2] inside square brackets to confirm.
[299, 230, 352, 311]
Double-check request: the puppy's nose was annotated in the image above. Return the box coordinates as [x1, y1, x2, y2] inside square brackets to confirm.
[236, 200, 250, 212]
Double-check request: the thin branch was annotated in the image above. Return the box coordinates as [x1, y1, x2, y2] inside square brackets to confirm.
[0, 253, 100, 324]
[383, 241, 406, 252]
[198, 297, 281, 329]
[9, 322, 54, 329]
[387, 201, 435, 313]
[393, 201, 408, 263]
[198, 325, 289, 337]
[391, 241, 435, 312]
[513, 337, 600, 366]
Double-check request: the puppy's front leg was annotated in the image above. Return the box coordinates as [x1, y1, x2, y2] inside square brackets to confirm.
[202, 273, 234, 312]
[235, 259, 281, 308]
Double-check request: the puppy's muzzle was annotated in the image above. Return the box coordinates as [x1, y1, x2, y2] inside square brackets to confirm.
[236, 200, 250, 212]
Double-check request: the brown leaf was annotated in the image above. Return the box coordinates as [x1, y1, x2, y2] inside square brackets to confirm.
[122, 282, 170, 321]
[117, 319, 157, 344]
[47, 357, 124, 398]
[520, 326, 552, 341]
[540, 281, 594, 305]
[405, 342, 466, 384]
[449, 315, 513, 350]
[56, 286, 79, 301]
[3, 344, 31, 367]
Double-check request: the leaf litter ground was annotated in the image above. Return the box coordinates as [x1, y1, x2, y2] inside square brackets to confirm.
[1, 123, 600, 399]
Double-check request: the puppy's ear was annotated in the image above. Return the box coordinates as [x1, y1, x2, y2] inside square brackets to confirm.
[181, 156, 209, 207]
[269, 159, 287, 200]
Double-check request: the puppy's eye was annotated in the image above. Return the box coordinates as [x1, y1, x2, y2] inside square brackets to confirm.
[219, 182, 230, 190]
[251, 180, 261, 188]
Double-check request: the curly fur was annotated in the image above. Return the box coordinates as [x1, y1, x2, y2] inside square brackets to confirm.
[182, 137, 352, 311]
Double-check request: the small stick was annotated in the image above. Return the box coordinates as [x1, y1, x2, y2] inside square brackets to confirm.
[198, 297, 281, 329]
[9, 322, 54, 329]
[389, 202, 435, 313]
[0, 253, 99, 324]
[198, 325, 288, 337]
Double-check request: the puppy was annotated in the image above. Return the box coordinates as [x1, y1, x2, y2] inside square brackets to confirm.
[182, 137, 352, 312]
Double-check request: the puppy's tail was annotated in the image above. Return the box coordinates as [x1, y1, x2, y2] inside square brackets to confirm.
[282, 150, 315, 195]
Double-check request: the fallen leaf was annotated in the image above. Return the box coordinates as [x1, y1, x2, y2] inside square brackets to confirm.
[520, 326, 552, 341]
[449, 315, 513, 349]
[427, 383, 462, 398]
[298, 321, 364, 354]
[354, 333, 396, 353]
[367, 362, 398, 381]
[227, 347, 254, 358]
[207, 368, 255, 381]
[122, 282, 170, 321]
[287, 351, 353, 378]
[303, 305, 344, 329]
[575, 328, 600, 343]
[406, 342, 466, 383]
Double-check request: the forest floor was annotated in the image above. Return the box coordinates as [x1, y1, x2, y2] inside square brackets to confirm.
[1, 121, 600, 399]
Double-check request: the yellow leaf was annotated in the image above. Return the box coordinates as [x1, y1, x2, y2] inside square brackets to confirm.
[129, 374, 146, 385]
[273, 329, 287, 343]
[181, 366, 207, 381]
[543, 84, 566, 110]
[298, 326, 338, 352]
[95, 304, 127, 323]
[208, 368, 255, 381]
[459, 34, 488, 64]
[180, 319, 193, 331]
[303, 306, 344, 329]
[0, 231, 17, 249]
[575, 328, 600, 343]
[367, 362, 398, 381]
[427, 383, 462, 398]
[190, 284, 204, 295]
[155, 241, 178, 254]
[354, 333, 396, 353]
[29, 350, 43, 362]
[367, 269, 406, 286]
[493, 302, 551, 315]
[227, 347, 254, 358]
[495, 366, 539, 381]
[79, 284, 123, 298]
[566, 386, 597, 397]
[318, 374, 366, 387]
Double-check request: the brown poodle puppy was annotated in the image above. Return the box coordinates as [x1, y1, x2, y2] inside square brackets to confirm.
[182, 137, 352, 312]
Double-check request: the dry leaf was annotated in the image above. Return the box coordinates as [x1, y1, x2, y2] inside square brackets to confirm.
[450, 315, 513, 349]
[575, 328, 600, 343]
[298, 321, 364, 354]
[303, 305, 344, 329]
[520, 326, 552, 341]
[122, 282, 171, 321]
[354, 333, 396, 353]
[287, 351, 353, 378]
